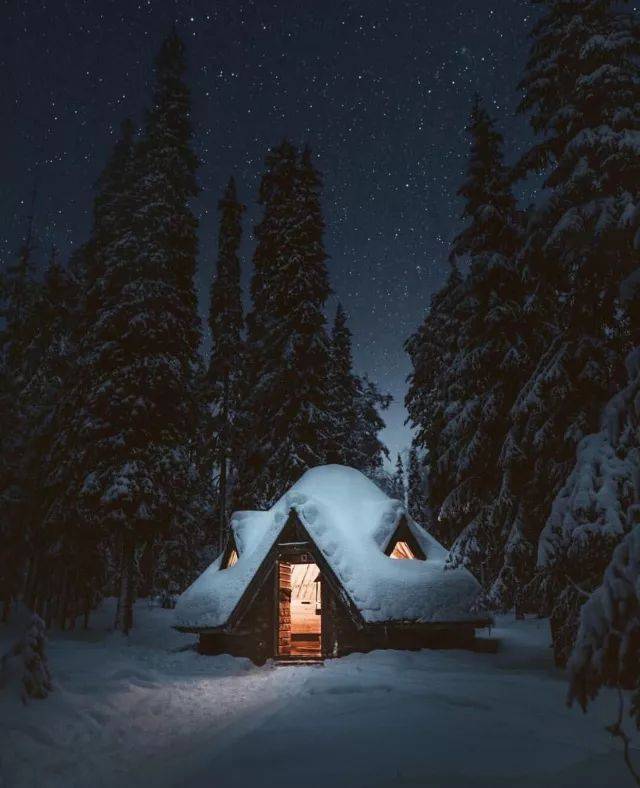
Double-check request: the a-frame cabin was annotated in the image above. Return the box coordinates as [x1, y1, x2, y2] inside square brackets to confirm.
[175, 465, 490, 663]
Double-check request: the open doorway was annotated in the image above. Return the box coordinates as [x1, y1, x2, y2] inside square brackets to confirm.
[277, 560, 322, 658]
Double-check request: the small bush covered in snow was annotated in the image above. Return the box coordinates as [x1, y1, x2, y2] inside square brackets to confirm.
[1, 613, 53, 703]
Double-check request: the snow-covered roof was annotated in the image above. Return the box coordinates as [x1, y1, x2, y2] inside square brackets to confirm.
[174, 465, 484, 630]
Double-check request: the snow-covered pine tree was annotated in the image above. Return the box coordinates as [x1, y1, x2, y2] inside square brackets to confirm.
[390, 453, 406, 504]
[50, 32, 205, 631]
[208, 177, 245, 552]
[512, 0, 640, 644]
[407, 445, 431, 527]
[327, 302, 359, 466]
[353, 374, 391, 476]
[24, 248, 83, 627]
[327, 303, 390, 473]
[122, 29, 205, 617]
[30, 120, 140, 629]
[237, 143, 335, 508]
[542, 344, 640, 665]
[407, 97, 523, 573]
[1, 613, 53, 703]
[440, 97, 527, 606]
[405, 262, 467, 546]
[0, 219, 42, 622]
[564, 340, 640, 781]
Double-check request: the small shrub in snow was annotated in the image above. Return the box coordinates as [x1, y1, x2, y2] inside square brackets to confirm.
[1, 613, 53, 703]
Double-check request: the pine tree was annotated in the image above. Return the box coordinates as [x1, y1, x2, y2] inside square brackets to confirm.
[327, 303, 390, 473]
[0, 214, 41, 622]
[407, 445, 431, 526]
[122, 29, 204, 619]
[26, 247, 83, 627]
[46, 31, 205, 632]
[327, 302, 358, 465]
[405, 263, 467, 546]
[1, 613, 53, 703]
[208, 177, 245, 552]
[352, 375, 390, 476]
[541, 346, 640, 664]
[565, 340, 640, 783]
[30, 121, 139, 629]
[390, 453, 406, 503]
[510, 0, 640, 641]
[440, 97, 526, 606]
[238, 142, 335, 507]
[406, 98, 523, 572]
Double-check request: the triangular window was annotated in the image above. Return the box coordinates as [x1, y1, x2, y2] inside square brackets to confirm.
[385, 517, 426, 560]
[222, 534, 240, 569]
[225, 548, 239, 568]
[389, 540, 416, 560]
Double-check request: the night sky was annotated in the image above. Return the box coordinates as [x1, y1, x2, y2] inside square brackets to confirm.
[2, 0, 535, 462]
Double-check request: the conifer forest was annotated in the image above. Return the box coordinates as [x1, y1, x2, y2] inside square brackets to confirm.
[2, 2, 640, 786]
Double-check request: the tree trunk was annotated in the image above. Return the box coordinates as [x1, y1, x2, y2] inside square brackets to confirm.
[58, 570, 69, 630]
[138, 539, 156, 598]
[115, 535, 135, 634]
[23, 552, 40, 612]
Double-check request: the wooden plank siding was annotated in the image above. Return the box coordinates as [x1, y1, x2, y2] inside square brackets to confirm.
[277, 562, 292, 656]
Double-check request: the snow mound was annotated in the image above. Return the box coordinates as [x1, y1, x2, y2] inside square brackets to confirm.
[175, 465, 483, 630]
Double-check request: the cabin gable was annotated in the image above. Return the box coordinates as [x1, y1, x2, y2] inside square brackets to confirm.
[220, 532, 240, 569]
[228, 509, 364, 635]
[384, 516, 426, 560]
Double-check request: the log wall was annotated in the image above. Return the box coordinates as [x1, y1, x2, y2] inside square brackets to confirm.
[277, 561, 292, 656]
[198, 566, 276, 664]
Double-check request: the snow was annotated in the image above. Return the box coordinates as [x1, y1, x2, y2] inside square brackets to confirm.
[538, 349, 640, 566]
[1, 599, 636, 787]
[568, 523, 640, 710]
[175, 465, 482, 630]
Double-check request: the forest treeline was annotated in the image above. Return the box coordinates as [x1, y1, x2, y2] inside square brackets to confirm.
[0, 32, 390, 634]
[405, 0, 640, 724]
[1, 1, 639, 727]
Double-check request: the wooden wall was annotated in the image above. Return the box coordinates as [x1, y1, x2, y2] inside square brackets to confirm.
[277, 561, 292, 656]
[199, 557, 477, 663]
[198, 566, 276, 664]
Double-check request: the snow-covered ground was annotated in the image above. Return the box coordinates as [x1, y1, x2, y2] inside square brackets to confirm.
[1, 600, 637, 787]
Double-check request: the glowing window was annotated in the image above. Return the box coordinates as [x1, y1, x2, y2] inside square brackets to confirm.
[390, 540, 416, 560]
[225, 548, 239, 568]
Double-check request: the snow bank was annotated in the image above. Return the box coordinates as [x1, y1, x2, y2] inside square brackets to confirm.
[1, 607, 633, 788]
[175, 465, 483, 630]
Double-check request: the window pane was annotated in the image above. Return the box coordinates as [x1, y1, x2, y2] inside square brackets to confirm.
[226, 548, 239, 568]
[390, 540, 415, 560]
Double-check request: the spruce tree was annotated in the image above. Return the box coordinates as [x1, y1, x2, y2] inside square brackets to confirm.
[407, 445, 431, 526]
[406, 98, 523, 569]
[0, 220, 41, 622]
[353, 375, 391, 476]
[31, 120, 139, 629]
[405, 263, 467, 546]
[441, 97, 526, 606]
[50, 31, 205, 632]
[327, 302, 358, 466]
[390, 453, 406, 503]
[510, 0, 640, 643]
[125, 29, 204, 618]
[208, 177, 245, 551]
[327, 303, 390, 473]
[238, 142, 335, 508]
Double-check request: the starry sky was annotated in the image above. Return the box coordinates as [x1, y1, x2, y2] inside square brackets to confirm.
[2, 0, 535, 463]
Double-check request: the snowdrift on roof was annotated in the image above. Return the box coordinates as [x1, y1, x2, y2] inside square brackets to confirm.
[174, 465, 483, 630]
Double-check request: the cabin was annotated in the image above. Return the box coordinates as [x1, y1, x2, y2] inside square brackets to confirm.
[174, 465, 490, 663]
